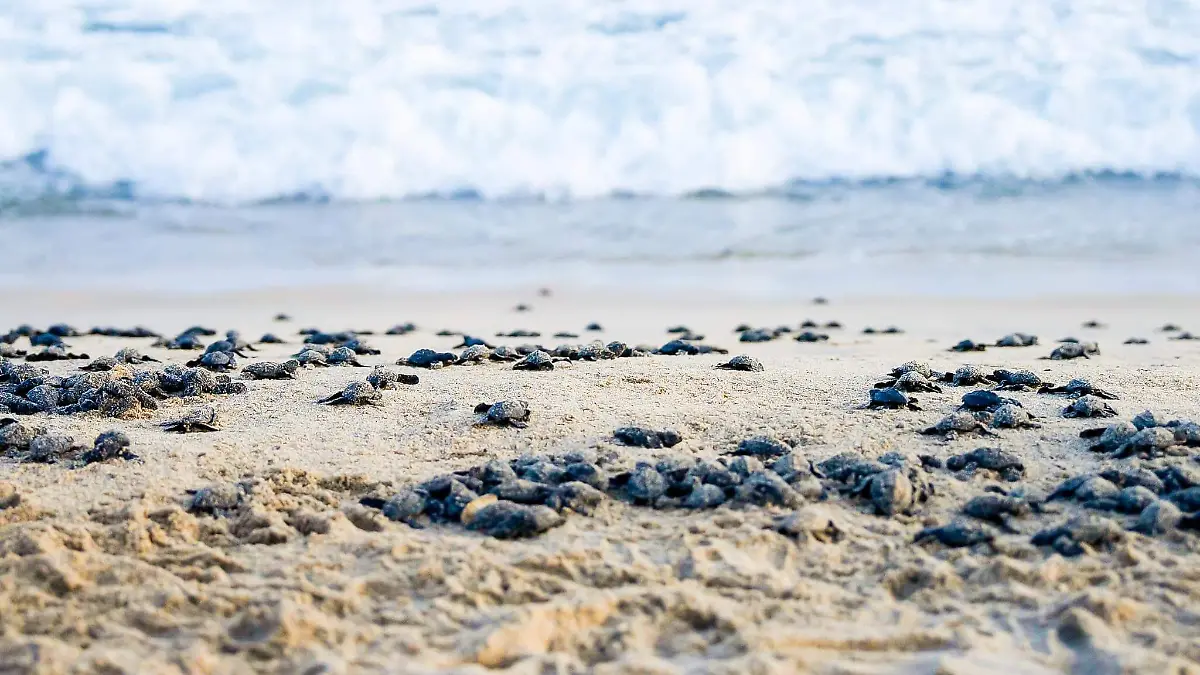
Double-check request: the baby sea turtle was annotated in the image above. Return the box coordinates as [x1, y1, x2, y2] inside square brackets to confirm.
[1079, 421, 1137, 452]
[945, 447, 1025, 481]
[852, 467, 930, 516]
[513, 350, 556, 371]
[465, 501, 563, 539]
[475, 400, 531, 428]
[943, 365, 993, 387]
[962, 494, 1030, 531]
[731, 436, 792, 458]
[990, 404, 1042, 430]
[294, 349, 329, 368]
[186, 351, 237, 372]
[326, 346, 365, 367]
[919, 412, 997, 437]
[959, 390, 1020, 413]
[995, 332, 1038, 347]
[1045, 341, 1099, 360]
[613, 427, 682, 449]
[868, 387, 920, 411]
[81, 356, 120, 372]
[772, 507, 844, 543]
[456, 344, 491, 365]
[259, 333, 285, 344]
[1039, 378, 1117, 400]
[1124, 337, 1149, 345]
[656, 339, 728, 355]
[386, 323, 417, 335]
[317, 381, 382, 406]
[949, 339, 987, 352]
[26, 434, 80, 463]
[113, 347, 158, 364]
[793, 331, 830, 343]
[80, 430, 137, 464]
[366, 366, 418, 389]
[162, 406, 222, 433]
[26, 345, 90, 361]
[715, 355, 763, 372]
[454, 335, 493, 349]
[586, 322, 603, 332]
[1062, 395, 1117, 419]
[889, 361, 934, 379]
[397, 349, 457, 369]
[497, 329, 540, 338]
[914, 521, 995, 548]
[0, 419, 45, 451]
[875, 371, 942, 393]
[188, 482, 249, 515]
[1132, 501, 1182, 536]
[1110, 427, 1179, 459]
[242, 360, 301, 380]
[991, 369, 1048, 391]
[1031, 515, 1123, 557]
[740, 328, 777, 343]
[1170, 332, 1199, 341]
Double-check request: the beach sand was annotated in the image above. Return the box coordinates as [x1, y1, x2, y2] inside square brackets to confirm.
[2, 288, 1200, 674]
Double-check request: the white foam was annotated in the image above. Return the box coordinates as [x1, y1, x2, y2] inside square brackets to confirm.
[3, 0, 1200, 202]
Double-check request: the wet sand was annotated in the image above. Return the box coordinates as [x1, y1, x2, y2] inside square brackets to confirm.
[2, 289, 1200, 674]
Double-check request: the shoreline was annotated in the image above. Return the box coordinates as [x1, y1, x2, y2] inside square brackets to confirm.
[1, 292, 1199, 672]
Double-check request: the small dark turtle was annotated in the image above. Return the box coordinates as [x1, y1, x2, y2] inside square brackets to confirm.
[1044, 342, 1099, 360]
[772, 507, 844, 543]
[259, 332, 285, 343]
[202, 340, 248, 358]
[937, 365, 989, 388]
[734, 471, 802, 507]
[242, 360, 301, 380]
[0, 420, 46, 450]
[1062, 395, 1118, 419]
[1031, 515, 1124, 556]
[716, 355, 763, 372]
[889, 361, 934, 379]
[740, 329, 776, 343]
[656, 339, 728, 355]
[991, 369, 1048, 391]
[466, 501, 563, 539]
[962, 494, 1030, 531]
[326, 346, 365, 367]
[82, 356, 119, 372]
[488, 345, 523, 362]
[189, 482, 249, 515]
[26, 434, 79, 463]
[385, 322, 417, 336]
[1111, 427, 1178, 459]
[868, 387, 920, 411]
[1132, 501, 1182, 535]
[852, 468, 928, 516]
[1039, 378, 1117, 400]
[731, 436, 791, 458]
[80, 430, 137, 464]
[553, 332, 579, 339]
[793, 331, 829, 343]
[186, 351, 238, 372]
[946, 447, 1025, 481]
[920, 412, 997, 437]
[113, 347, 158, 364]
[317, 381, 383, 406]
[1159, 323, 1182, 332]
[875, 371, 942, 393]
[456, 344, 491, 365]
[513, 350, 556, 371]
[1047, 475, 1119, 503]
[1124, 337, 1149, 345]
[1081, 320, 1106, 329]
[1079, 421, 1138, 452]
[914, 521, 995, 548]
[586, 322, 603, 332]
[959, 390, 1019, 412]
[497, 329, 540, 338]
[475, 400, 531, 428]
[613, 427, 682, 449]
[294, 349, 329, 367]
[29, 332, 66, 347]
[162, 406, 221, 433]
[1169, 332, 1199, 341]
[366, 366, 418, 389]
[26, 346, 90, 362]
[454, 335, 493, 348]
[990, 404, 1042, 430]
[949, 339, 987, 352]
[397, 349, 457, 369]
[995, 332, 1038, 347]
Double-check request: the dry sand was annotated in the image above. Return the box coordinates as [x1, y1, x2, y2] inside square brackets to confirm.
[2, 288, 1200, 674]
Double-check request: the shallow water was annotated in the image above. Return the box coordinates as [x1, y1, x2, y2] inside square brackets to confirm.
[2, 181, 1198, 297]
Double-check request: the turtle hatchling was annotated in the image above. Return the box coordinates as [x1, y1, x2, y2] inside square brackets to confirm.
[1039, 378, 1117, 400]
[962, 494, 1030, 531]
[919, 412, 997, 437]
[114, 347, 158, 364]
[995, 332, 1038, 347]
[327, 346, 365, 366]
[242, 360, 301, 380]
[162, 406, 222, 433]
[397, 349, 457, 369]
[613, 427, 681, 449]
[513, 350, 556, 371]
[318, 381, 383, 406]
[914, 521, 995, 548]
[946, 447, 1025, 481]
[868, 387, 920, 411]
[1045, 341, 1099, 360]
[294, 349, 329, 368]
[80, 430, 138, 464]
[853, 468, 929, 516]
[875, 370, 942, 393]
[1062, 395, 1117, 419]
[186, 351, 238, 372]
[716, 355, 763, 372]
[959, 390, 1020, 413]
[949, 339, 987, 352]
[475, 400, 531, 428]
[366, 366, 419, 389]
[1032, 515, 1123, 556]
[943, 365, 993, 387]
[990, 404, 1041, 430]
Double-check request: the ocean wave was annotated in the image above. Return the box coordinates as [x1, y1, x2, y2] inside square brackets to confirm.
[3, 0, 1200, 204]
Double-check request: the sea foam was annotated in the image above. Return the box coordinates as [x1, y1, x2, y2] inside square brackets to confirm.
[3, 0, 1200, 204]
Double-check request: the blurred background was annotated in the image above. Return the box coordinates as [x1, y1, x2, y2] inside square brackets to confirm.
[2, 0, 1199, 296]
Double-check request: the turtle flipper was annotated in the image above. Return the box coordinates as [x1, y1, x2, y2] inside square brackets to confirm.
[316, 392, 342, 404]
